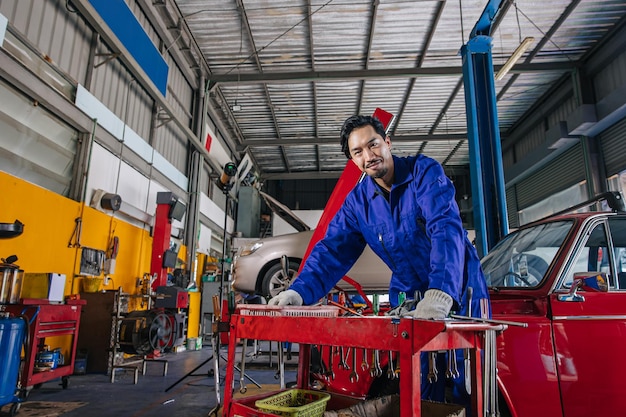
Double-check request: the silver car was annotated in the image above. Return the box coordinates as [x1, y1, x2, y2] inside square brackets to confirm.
[232, 192, 391, 298]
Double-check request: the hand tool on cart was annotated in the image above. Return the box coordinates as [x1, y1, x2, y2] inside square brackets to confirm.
[361, 348, 369, 371]
[349, 348, 359, 383]
[482, 298, 499, 417]
[239, 339, 247, 394]
[319, 345, 326, 377]
[274, 341, 286, 389]
[326, 345, 335, 380]
[464, 287, 473, 394]
[427, 351, 438, 383]
[339, 346, 350, 369]
[387, 351, 396, 380]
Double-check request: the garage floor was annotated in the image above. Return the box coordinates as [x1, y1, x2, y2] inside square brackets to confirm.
[1, 342, 298, 417]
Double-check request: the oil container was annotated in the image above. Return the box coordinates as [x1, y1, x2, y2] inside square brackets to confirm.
[0, 314, 26, 407]
[0, 262, 24, 304]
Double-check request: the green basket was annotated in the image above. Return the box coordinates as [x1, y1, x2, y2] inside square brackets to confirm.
[255, 389, 331, 417]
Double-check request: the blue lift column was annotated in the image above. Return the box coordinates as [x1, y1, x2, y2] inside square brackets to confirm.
[460, 0, 509, 257]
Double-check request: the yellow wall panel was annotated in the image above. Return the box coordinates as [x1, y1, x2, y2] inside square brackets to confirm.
[0, 171, 201, 339]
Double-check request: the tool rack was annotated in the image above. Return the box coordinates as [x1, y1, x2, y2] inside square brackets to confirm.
[222, 306, 505, 417]
[3, 298, 85, 392]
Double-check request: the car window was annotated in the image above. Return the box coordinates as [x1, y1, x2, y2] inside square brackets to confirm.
[608, 217, 626, 289]
[482, 220, 573, 288]
[561, 222, 610, 289]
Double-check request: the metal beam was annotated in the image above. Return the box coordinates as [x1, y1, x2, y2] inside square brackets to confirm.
[261, 165, 470, 181]
[238, 133, 468, 148]
[206, 62, 574, 86]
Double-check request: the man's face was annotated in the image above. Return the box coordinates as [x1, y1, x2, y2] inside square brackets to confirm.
[347, 124, 393, 180]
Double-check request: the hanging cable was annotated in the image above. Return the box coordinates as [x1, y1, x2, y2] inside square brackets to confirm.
[224, 0, 336, 75]
[459, 0, 465, 45]
[514, 1, 522, 44]
[513, 1, 575, 62]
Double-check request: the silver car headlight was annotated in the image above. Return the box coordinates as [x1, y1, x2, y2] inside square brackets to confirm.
[239, 241, 263, 256]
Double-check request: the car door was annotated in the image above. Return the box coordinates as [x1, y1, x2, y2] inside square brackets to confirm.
[549, 216, 626, 417]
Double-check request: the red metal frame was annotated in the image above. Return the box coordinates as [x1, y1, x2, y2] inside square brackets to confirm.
[222, 310, 504, 417]
[4, 299, 85, 389]
[150, 202, 173, 291]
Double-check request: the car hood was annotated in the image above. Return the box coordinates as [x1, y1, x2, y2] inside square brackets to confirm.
[259, 191, 311, 232]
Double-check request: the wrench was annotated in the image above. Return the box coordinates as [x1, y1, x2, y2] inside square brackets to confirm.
[339, 347, 350, 370]
[361, 348, 369, 371]
[446, 349, 459, 379]
[394, 355, 401, 379]
[326, 345, 335, 380]
[239, 339, 247, 393]
[317, 345, 327, 377]
[370, 350, 378, 378]
[349, 348, 359, 383]
[374, 350, 383, 377]
[427, 351, 438, 383]
[387, 351, 396, 379]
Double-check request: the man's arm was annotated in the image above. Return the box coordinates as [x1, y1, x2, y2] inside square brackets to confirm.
[284, 198, 367, 305]
[413, 157, 466, 313]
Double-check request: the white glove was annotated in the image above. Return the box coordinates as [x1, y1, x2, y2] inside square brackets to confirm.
[410, 289, 453, 319]
[268, 289, 303, 306]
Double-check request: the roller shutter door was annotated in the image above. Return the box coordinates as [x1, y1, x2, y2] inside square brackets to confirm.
[516, 142, 585, 210]
[506, 186, 519, 229]
[599, 117, 626, 176]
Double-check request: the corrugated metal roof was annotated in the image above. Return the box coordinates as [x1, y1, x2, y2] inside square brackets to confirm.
[173, 0, 626, 179]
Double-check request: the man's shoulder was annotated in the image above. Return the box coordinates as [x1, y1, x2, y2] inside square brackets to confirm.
[395, 154, 439, 172]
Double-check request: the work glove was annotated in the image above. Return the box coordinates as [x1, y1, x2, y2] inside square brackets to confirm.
[410, 289, 453, 319]
[385, 298, 419, 317]
[268, 289, 303, 306]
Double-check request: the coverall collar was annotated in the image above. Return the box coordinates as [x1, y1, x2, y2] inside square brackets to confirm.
[366, 155, 414, 199]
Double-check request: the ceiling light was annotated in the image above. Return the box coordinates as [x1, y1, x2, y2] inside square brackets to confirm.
[231, 104, 242, 112]
[495, 37, 534, 81]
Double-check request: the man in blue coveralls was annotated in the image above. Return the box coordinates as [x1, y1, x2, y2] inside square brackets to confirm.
[268, 115, 489, 407]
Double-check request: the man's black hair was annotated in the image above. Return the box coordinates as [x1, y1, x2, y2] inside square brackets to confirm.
[340, 115, 386, 159]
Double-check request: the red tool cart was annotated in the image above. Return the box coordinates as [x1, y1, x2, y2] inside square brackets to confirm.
[4, 298, 85, 393]
[222, 305, 505, 417]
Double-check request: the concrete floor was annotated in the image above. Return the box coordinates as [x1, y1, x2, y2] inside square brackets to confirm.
[2, 342, 298, 417]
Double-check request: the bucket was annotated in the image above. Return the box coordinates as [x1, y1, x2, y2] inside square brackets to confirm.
[0, 315, 26, 406]
[82, 277, 102, 293]
[186, 337, 198, 351]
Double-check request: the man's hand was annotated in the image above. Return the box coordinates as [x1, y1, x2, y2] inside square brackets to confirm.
[267, 289, 303, 306]
[410, 289, 453, 319]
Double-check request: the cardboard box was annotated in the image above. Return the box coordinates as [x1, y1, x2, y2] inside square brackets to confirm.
[323, 395, 465, 417]
[22, 272, 66, 302]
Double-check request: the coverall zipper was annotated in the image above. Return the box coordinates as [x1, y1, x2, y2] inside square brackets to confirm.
[378, 233, 398, 270]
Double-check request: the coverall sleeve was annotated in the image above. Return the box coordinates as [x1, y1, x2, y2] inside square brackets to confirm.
[414, 158, 466, 305]
[288, 197, 367, 305]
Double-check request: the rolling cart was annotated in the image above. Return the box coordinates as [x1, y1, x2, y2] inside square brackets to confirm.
[4, 298, 85, 394]
[221, 305, 505, 417]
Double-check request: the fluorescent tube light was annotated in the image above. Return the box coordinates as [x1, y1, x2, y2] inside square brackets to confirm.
[495, 37, 534, 81]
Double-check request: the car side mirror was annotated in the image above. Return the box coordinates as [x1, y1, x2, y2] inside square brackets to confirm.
[558, 272, 609, 302]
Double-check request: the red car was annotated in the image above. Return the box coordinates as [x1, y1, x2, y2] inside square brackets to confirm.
[481, 191, 626, 417]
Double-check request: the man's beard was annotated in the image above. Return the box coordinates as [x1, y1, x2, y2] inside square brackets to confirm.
[368, 166, 388, 179]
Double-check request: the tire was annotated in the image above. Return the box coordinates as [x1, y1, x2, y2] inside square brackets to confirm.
[261, 259, 301, 298]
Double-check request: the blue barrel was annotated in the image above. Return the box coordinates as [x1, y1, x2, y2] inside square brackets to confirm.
[0, 316, 25, 406]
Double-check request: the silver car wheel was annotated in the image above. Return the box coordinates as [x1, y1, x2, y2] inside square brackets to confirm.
[262, 260, 301, 298]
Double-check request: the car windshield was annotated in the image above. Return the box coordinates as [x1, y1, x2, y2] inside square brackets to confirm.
[481, 220, 574, 289]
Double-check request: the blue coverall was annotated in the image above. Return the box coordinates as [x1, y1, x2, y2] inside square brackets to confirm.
[289, 154, 490, 405]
